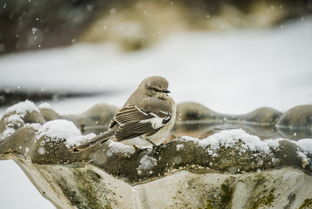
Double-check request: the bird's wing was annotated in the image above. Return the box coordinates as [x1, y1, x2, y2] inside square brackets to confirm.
[110, 105, 172, 141]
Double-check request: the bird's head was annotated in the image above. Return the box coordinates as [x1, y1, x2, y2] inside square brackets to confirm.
[140, 76, 171, 97]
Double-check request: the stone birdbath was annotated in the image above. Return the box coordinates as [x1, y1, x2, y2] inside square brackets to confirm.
[1, 101, 312, 209]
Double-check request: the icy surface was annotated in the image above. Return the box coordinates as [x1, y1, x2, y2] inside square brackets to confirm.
[36, 119, 95, 148]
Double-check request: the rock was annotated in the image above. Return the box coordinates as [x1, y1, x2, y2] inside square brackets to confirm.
[276, 105, 312, 130]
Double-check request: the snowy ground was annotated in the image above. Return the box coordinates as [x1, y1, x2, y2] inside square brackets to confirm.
[0, 18, 312, 208]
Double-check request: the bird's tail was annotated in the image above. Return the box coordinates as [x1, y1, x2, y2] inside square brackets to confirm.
[70, 129, 115, 152]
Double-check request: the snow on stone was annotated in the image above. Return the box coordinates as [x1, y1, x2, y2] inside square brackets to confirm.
[37, 119, 80, 139]
[177, 136, 200, 143]
[108, 141, 135, 156]
[176, 144, 184, 152]
[39, 102, 53, 110]
[0, 128, 16, 140]
[296, 139, 312, 155]
[36, 119, 95, 148]
[6, 100, 39, 115]
[5, 114, 24, 124]
[37, 147, 46, 155]
[177, 129, 312, 168]
[178, 129, 281, 157]
[296, 150, 310, 168]
[0, 100, 40, 140]
[65, 133, 95, 148]
[24, 123, 42, 131]
[295, 139, 312, 168]
[199, 129, 280, 155]
[137, 155, 158, 175]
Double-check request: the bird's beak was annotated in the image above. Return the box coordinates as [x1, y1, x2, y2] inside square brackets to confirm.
[163, 89, 171, 93]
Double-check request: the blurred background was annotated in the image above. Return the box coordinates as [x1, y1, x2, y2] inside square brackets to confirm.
[0, 0, 312, 208]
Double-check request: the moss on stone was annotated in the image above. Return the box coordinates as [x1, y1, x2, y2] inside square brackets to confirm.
[247, 189, 275, 209]
[74, 170, 111, 209]
[197, 178, 233, 209]
[57, 177, 83, 207]
[299, 199, 312, 209]
[254, 174, 266, 188]
[86, 170, 102, 183]
[56, 169, 112, 209]
[220, 181, 233, 207]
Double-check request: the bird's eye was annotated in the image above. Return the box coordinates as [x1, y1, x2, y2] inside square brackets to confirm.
[149, 87, 161, 92]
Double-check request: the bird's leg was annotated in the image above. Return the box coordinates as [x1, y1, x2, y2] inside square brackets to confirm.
[148, 140, 157, 149]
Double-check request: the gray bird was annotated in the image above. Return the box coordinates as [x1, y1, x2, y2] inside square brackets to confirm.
[72, 76, 176, 151]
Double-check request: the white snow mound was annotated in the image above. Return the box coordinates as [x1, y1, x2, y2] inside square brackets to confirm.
[37, 119, 95, 148]
[6, 100, 40, 115]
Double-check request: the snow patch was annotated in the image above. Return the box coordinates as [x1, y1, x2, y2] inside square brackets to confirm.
[295, 138, 312, 168]
[6, 100, 39, 115]
[296, 139, 312, 154]
[198, 129, 280, 156]
[178, 129, 282, 157]
[108, 141, 135, 156]
[0, 100, 40, 140]
[137, 155, 158, 175]
[37, 147, 46, 155]
[176, 144, 184, 152]
[177, 136, 200, 143]
[0, 128, 16, 140]
[37, 119, 80, 139]
[297, 150, 309, 168]
[24, 123, 42, 131]
[177, 129, 312, 168]
[36, 119, 95, 148]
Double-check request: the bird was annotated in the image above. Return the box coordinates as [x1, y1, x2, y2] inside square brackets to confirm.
[71, 76, 176, 152]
